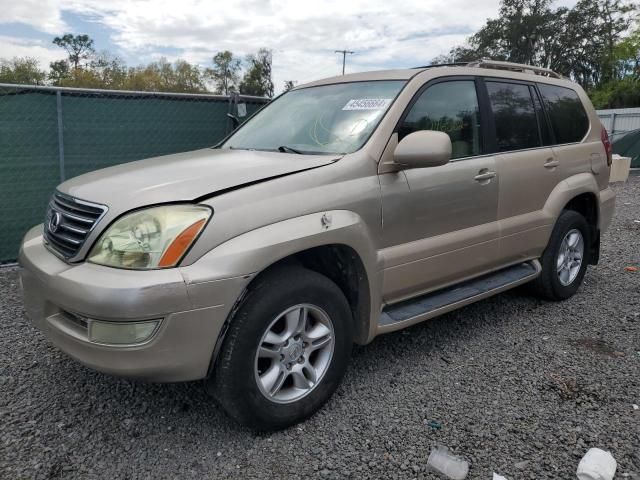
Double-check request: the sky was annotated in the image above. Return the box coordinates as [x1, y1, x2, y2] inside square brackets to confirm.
[0, 0, 577, 93]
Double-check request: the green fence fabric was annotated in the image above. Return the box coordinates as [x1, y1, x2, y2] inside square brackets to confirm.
[0, 85, 267, 263]
[612, 129, 640, 168]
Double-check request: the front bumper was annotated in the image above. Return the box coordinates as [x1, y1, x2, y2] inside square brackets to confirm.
[19, 225, 251, 382]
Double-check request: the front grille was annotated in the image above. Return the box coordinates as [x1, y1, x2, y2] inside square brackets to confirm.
[43, 192, 108, 259]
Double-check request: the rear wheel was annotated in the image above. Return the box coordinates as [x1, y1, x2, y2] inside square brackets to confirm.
[531, 210, 590, 300]
[208, 266, 353, 430]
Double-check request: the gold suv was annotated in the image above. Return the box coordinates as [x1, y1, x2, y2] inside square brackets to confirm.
[19, 60, 616, 430]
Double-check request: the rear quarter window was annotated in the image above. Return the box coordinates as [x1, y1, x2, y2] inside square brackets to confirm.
[537, 84, 589, 144]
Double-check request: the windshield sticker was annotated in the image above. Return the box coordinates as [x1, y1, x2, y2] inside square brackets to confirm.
[342, 98, 392, 111]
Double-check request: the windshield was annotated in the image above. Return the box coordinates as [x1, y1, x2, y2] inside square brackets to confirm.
[222, 80, 406, 155]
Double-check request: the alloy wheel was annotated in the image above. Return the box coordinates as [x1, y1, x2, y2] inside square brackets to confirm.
[556, 228, 584, 286]
[254, 304, 335, 404]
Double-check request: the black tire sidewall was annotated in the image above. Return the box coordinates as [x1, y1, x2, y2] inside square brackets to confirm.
[212, 267, 353, 430]
[541, 210, 590, 300]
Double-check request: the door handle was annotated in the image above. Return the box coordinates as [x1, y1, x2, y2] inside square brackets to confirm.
[544, 158, 560, 169]
[474, 171, 496, 182]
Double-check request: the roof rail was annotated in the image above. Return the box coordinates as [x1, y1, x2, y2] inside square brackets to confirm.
[411, 62, 471, 69]
[413, 59, 563, 79]
[467, 59, 563, 79]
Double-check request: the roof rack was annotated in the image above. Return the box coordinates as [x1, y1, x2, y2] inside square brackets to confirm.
[414, 59, 563, 79]
[411, 62, 470, 69]
[467, 59, 562, 78]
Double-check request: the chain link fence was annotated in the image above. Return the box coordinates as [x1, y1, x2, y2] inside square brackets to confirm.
[598, 108, 640, 168]
[597, 108, 640, 140]
[0, 84, 268, 263]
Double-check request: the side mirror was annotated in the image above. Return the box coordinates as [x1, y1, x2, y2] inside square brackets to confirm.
[226, 113, 240, 129]
[393, 130, 452, 169]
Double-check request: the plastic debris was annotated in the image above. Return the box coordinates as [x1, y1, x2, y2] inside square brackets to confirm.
[624, 266, 638, 272]
[427, 420, 443, 430]
[493, 474, 508, 480]
[576, 448, 617, 480]
[427, 446, 469, 480]
[633, 404, 639, 410]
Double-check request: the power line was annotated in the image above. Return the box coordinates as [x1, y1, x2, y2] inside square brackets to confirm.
[334, 49, 355, 75]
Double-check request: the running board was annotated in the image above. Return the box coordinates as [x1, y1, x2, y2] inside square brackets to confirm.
[379, 261, 541, 330]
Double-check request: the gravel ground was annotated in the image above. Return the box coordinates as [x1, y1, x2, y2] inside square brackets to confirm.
[1, 177, 639, 480]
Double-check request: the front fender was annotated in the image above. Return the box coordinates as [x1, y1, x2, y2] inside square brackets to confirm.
[181, 210, 383, 343]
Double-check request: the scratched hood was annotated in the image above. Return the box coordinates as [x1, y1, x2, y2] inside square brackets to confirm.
[59, 148, 340, 209]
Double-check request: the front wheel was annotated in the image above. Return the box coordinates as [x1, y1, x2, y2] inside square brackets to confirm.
[207, 266, 353, 430]
[531, 210, 590, 301]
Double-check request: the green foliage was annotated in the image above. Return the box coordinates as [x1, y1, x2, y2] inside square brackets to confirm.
[124, 59, 208, 93]
[88, 52, 129, 89]
[590, 77, 640, 108]
[0, 57, 47, 85]
[239, 48, 274, 98]
[205, 51, 241, 95]
[48, 60, 71, 85]
[52, 34, 95, 70]
[5, 33, 273, 97]
[435, 0, 637, 92]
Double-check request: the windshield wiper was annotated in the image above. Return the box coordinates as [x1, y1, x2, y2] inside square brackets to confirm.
[277, 145, 303, 154]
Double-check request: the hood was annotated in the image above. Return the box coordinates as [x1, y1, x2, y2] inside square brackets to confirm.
[59, 148, 340, 208]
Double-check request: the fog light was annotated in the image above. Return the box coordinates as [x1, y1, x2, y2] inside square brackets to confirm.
[88, 319, 161, 345]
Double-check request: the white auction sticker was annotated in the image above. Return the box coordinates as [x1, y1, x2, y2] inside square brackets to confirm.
[342, 98, 392, 111]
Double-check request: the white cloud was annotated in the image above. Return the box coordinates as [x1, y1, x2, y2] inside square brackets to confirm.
[0, 0, 67, 34]
[1, 0, 577, 92]
[60, 0, 502, 91]
[0, 36, 62, 67]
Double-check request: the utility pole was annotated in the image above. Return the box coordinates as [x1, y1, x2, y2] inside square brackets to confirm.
[334, 49, 354, 75]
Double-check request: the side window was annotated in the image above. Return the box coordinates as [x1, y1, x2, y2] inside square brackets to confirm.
[486, 81, 540, 152]
[399, 81, 482, 159]
[537, 84, 589, 144]
[531, 86, 553, 146]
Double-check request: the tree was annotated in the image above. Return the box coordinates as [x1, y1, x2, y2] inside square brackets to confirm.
[239, 48, 274, 97]
[89, 52, 128, 89]
[206, 51, 241, 95]
[590, 77, 640, 108]
[0, 57, 46, 85]
[125, 58, 207, 93]
[283, 80, 297, 91]
[172, 59, 208, 92]
[613, 23, 640, 78]
[432, 0, 636, 90]
[52, 34, 95, 70]
[48, 60, 71, 85]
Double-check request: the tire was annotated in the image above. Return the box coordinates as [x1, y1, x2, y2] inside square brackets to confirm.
[207, 265, 353, 430]
[530, 210, 591, 301]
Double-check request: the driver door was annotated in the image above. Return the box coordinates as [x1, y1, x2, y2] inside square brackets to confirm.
[380, 78, 500, 303]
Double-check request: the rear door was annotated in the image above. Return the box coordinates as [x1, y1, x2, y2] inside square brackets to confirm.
[483, 79, 559, 265]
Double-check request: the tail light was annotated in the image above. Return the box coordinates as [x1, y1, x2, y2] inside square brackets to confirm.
[601, 127, 613, 167]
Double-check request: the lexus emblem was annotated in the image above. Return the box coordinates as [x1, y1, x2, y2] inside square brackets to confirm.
[49, 211, 62, 233]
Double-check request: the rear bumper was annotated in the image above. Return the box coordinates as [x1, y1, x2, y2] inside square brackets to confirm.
[599, 187, 616, 233]
[19, 225, 250, 382]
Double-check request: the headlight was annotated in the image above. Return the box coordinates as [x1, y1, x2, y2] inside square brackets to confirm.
[88, 205, 211, 269]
